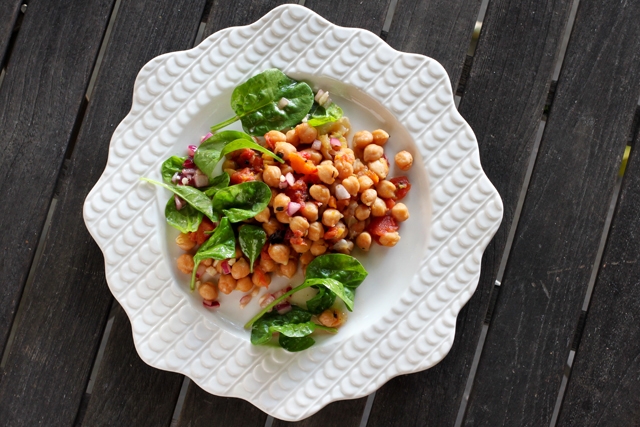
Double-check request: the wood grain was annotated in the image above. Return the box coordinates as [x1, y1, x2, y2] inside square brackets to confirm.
[303, 0, 391, 33]
[0, 1, 21, 65]
[463, 0, 640, 425]
[368, 0, 573, 425]
[556, 146, 640, 425]
[0, 0, 206, 425]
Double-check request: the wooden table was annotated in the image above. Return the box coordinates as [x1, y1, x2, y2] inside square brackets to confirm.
[2, 0, 640, 425]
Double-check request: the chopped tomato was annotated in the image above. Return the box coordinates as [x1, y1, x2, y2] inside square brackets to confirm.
[288, 152, 318, 175]
[230, 167, 256, 184]
[285, 179, 309, 204]
[336, 199, 351, 211]
[233, 148, 255, 167]
[290, 235, 305, 246]
[324, 226, 339, 240]
[384, 198, 396, 209]
[264, 133, 277, 150]
[260, 243, 272, 261]
[300, 172, 320, 185]
[389, 176, 411, 200]
[251, 155, 264, 172]
[252, 266, 271, 288]
[366, 215, 399, 244]
[188, 217, 216, 245]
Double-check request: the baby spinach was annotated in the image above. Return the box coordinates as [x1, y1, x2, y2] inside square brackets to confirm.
[279, 335, 316, 352]
[195, 131, 252, 178]
[307, 102, 343, 127]
[238, 225, 266, 273]
[210, 69, 314, 136]
[203, 172, 230, 198]
[305, 286, 337, 314]
[164, 196, 202, 233]
[141, 178, 217, 222]
[305, 254, 368, 289]
[161, 156, 186, 183]
[251, 306, 313, 345]
[220, 139, 284, 163]
[212, 181, 271, 223]
[190, 217, 236, 290]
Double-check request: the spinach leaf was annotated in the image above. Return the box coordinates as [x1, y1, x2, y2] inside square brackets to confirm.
[220, 139, 284, 163]
[305, 254, 368, 289]
[211, 69, 314, 136]
[190, 217, 236, 290]
[212, 181, 271, 223]
[279, 335, 315, 352]
[141, 178, 217, 222]
[305, 286, 337, 314]
[251, 306, 313, 345]
[161, 156, 186, 183]
[239, 225, 266, 273]
[307, 102, 343, 127]
[195, 131, 252, 178]
[164, 196, 202, 233]
[203, 172, 230, 198]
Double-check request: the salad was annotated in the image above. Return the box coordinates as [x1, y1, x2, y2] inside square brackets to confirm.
[143, 69, 414, 351]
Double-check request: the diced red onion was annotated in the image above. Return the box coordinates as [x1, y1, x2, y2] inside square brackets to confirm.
[332, 239, 354, 253]
[239, 294, 252, 308]
[175, 195, 186, 210]
[171, 172, 181, 184]
[180, 177, 190, 186]
[330, 138, 341, 149]
[314, 89, 325, 103]
[287, 202, 301, 216]
[188, 145, 198, 157]
[183, 158, 195, 169]
[259, 293, 275, 308]
[182, 168, 196, 176]
[196, 263, 207, 278]
[200, 132, 213, 143]
[221, 260, 231, 275]
[335, 184, 350, 200]
[203, 300, 220, 308]
[285, 172, 295, 186]
[311, 139, 322, 150]
[318, 91, 330, 107]
[276, 301, 292, 315]
[194, 173, 209, 188]
[278, 180, 288, 189]
[273, 286, 292, 299]
[277, 97, 289, 109]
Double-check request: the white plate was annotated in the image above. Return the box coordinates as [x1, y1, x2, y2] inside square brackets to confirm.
[83, 4, 503, 421]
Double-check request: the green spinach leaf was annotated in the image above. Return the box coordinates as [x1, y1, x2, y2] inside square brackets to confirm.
[164, 196, 202, 233]
[210, 69, 314, 136]
[212, 181, 271, 223]
[220, 139, 284, 163]
[190, 217, 236, 290]
[251, 306, 313, 345]
[239, 225, 266, 273]
[305, 286, 337, 314]
[161, 156, 186, 183]
[279, 335, 315, 352]
[141, 178, 217, 222]
[305, 254, 368, 289]
[307, 102, 343, 127]
[195, 131, 252, 178]
[203, 172, 230, 198]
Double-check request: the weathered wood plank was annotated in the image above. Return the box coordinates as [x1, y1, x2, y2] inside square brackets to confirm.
[385, 0, 481, 89]
[0, 1, 21, 65]
[0, 0, 206, 425]
[368, 0, 573, 425]
[0, 0, 114, 358]
[556, 144, 640, 425]
[303, 0, 391, 33]
[463, 0, 640, 425]
[82, 305, 184, 427]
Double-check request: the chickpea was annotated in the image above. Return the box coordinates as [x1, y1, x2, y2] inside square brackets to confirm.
[357, 175, 374, 192]
[310, 184, 331, 204]
[322, 209, 343, 227]
[308, 222, 324, 241]
[317, 163, 339, 185]
[376, 180, 397, 199]
[300, 202, 319, 222]
[279, 258, 298, 278]
[350, 220, 366, 236]
[391, 202, 410, 222]
[263, 165, 282, 187]
[269, 188, 277, 207]
[356, 232, 372, 251]
[371, 197, 388, 217]
[395, 150, 413, 171]
[274, 141, 297, 160]
[285, 128, 300, 145]
[341, 176, 360, 196]
[218, 274, 237, 294]
[236, 277, 253, 292]
[353, 158, 367, 175]
[268, 244, 290, 265]
[289, 216, 310, 235]
[235, 246, 243, 258]
[379, 231, 401, 247]
[202, 258, 213, 267]
[265, 130, 286, 144]
[198, 282, 218, 301]
[361, 188, 377, 206]
[291, 238, 311, 253]
[300, 148, 323, 165]
[175, 233, 195, 251]
[177, 254, 194, 274]
[231, 258, 251, 280]
[259, 256, 276, 273]
[221, 159, 237, 171]
[335, 159, 354, 180]
[252, 268, 271, 288]
[254, 206, 270, 223]
[275, 211, 291, 224]
[310, 240, 328, 256]
[300, 251, 315, 265]
[371, 129, 389, 146]
[368, 158, 389, 179]
[355, 204, 371, 221]
[318, 308, 346, 327]
[295, 122, 318, 143]
[279, 164, 294, 177]
[263, 217, 283, 236]
[363, 144, 384, 163]
[273, 193, 291, 213]
[352, 130, 374, 149]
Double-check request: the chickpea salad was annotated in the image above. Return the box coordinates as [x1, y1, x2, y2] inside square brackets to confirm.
[143, 69, 414, 352]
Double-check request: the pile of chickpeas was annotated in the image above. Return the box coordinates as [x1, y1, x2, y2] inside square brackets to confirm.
[175, 117, 413, 314]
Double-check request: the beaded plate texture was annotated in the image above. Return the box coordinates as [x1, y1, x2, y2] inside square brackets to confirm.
[83, 4, 503, 421]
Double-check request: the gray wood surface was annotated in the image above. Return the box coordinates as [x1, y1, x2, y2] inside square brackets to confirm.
[0, 0, 206, 426]
[368, 0, 573, 425]
[463, 0, 640, 425]
[0, 0, 21, 65]
[303, 0, 391, 33]
[556, 144, 640, 425]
